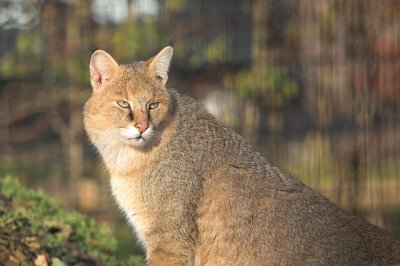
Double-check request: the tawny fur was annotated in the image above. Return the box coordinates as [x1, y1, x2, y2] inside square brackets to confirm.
[83, 47, 400, 266]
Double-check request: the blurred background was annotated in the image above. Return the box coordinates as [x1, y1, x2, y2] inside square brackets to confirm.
[0, 0, 399, 258]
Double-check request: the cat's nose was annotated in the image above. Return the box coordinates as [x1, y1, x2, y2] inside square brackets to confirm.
[135, 123, 149, 134]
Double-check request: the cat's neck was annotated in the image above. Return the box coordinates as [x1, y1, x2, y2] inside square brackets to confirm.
[101, 144, 150, 176]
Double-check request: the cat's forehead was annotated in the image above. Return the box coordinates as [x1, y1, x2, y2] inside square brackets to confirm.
[120, 62, 150, 82]
[112, 63, 156, 98]
[124, 61, 147, 72]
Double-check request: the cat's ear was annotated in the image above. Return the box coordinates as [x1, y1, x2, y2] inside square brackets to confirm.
[89, 50, 119, 92]
[147, 46, 173, 85]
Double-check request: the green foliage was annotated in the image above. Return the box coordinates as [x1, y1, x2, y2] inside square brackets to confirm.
[0, 159, 63, 183]
[226, 67, 299, 108]
[204, 37, 227, 63]
[16, 31, 42, 57]
[173, 36, 229, 67]
[111, 21, 165, 62]
[0, 54, 16, 78]
[0, 30, 42, 78]
[0, 35, 42, 79]
[0, 176, 143, 265]
[165, 0, 187, 12]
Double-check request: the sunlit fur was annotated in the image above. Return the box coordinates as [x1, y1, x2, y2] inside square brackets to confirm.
[84, 50, 178, 254]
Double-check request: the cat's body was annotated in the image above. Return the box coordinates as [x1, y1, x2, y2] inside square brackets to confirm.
[84, 47, 400, 265]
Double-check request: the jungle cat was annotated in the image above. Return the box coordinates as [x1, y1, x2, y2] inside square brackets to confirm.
[83, 46, 400, 266]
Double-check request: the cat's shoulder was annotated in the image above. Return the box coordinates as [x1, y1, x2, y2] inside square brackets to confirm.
[169, 89, 213, 120]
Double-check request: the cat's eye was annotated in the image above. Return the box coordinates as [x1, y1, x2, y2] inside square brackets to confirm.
[148, 102, 159, 110]
[117, 100, 130, 108]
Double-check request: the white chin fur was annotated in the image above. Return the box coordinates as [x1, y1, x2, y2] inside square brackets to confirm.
[121, 126, 141, 139]
[121, 126, 155, 147]
[92, 126, 156, 153]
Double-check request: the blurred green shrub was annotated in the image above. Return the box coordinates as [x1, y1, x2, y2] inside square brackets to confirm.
[225, 66, 299, 108]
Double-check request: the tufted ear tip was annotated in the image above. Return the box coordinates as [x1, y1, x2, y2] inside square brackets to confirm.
[89, 50, 119, 92]
[147, 46, 173, 85]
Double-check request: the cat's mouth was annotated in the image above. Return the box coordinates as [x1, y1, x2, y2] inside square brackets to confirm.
[121, 126, 155, 147]
[125, 135, 145, 142]
[122, 136, 145, 148]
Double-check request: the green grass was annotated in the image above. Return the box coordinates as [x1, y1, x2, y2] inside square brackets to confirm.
[0, 176, 143, 265]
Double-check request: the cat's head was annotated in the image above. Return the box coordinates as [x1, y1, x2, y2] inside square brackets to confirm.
[83, 46, 174, 152]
